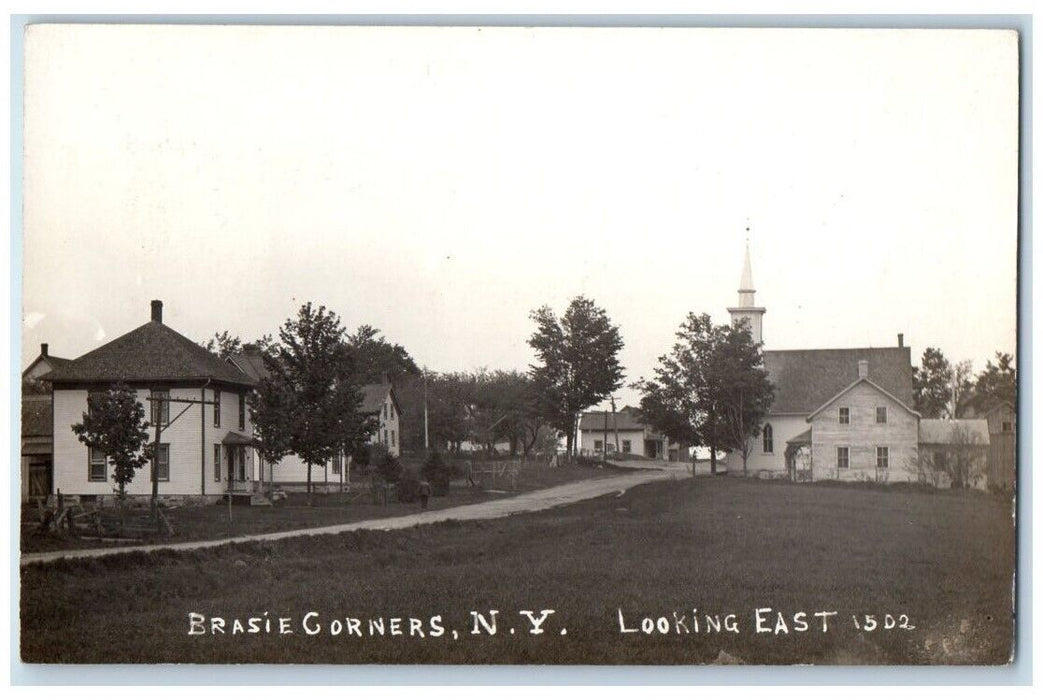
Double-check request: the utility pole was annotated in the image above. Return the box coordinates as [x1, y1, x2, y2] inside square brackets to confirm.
[610, 396, 620, 453]
[424, 368, 430, 451]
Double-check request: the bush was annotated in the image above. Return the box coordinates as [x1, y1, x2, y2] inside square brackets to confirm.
[378, 453, 402, 484]
[423, 450, 453, 496]
[397, 473, 421, 503]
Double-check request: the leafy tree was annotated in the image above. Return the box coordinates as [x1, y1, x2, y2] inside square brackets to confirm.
[422, 450, 453, 495]
[201, 331, 243, 360]
[949, 359, 975, 419]
[346, 324, 421, 384]
[250, 303, 373, 505]
[913, 347, 954, 419]
[71, 383, 154, 499]
[636, 314, 773, 476]
[973, 351, 1017, 412]
[528, 296, 625, 458]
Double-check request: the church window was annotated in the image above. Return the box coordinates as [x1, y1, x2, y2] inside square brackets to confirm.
[762, 424, 774, 453]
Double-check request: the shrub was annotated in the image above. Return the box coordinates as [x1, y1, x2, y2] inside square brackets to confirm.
[423, 450, 452, 496]
[397, 472, 421, 503]
[378, 453, 402, 484]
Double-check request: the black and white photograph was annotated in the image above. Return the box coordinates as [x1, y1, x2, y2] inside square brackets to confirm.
[16, 20, 1020, 671]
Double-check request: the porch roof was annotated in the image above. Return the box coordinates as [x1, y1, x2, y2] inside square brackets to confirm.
[221, 431, 256, 446]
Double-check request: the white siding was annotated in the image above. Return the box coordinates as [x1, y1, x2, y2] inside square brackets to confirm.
[53, 385, 253, 496]
[741, 414, 809, 473]
[809, 382, 919, 482]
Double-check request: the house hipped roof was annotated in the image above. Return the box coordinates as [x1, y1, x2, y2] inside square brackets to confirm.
[43, 321, 255, 387]
[764, 347, 914, 415]
[919, 419, 991, 445]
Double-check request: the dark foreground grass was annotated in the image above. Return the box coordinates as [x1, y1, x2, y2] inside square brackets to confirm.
[21, 462, 618, 553]
[20, 477, 1014, 665]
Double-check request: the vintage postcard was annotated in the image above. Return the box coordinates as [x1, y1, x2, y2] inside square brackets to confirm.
[18, 23, 1019, 669]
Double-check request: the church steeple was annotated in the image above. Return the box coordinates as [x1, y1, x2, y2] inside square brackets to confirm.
[727, 237, 766, 345]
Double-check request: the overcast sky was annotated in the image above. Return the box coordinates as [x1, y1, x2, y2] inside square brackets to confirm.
[22, 25, 1018, 408]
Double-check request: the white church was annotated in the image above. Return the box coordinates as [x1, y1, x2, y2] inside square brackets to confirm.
[729, 245, 925, 482]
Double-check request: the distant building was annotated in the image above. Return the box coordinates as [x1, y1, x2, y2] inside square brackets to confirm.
[578, 406, 668, 459]
[974, 401, 1016, 490]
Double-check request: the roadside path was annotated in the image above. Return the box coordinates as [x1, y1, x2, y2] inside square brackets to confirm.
[21, 468, 679, 566]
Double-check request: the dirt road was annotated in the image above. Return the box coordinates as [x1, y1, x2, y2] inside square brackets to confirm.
[21, 468, 679, 566]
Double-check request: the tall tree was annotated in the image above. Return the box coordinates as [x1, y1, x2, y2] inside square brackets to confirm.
[71, 383, 154, 499]
[948, 359, 975, 419]
[346, 324, 421, 384]
[636, 314, 773, 476]
[251, 303, 371, 505]
[973, 351, 1017, 412]
[913, 347, 953, 419]
[528, 296, 625, 458]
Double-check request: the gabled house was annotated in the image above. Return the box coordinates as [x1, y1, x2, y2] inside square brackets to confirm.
[227, 351, 402, 489]
[42, 301, 258, 502]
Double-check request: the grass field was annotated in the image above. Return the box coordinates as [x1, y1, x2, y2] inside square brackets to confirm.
[21, 461, 618, 553]
[20, 477, 1015, 665]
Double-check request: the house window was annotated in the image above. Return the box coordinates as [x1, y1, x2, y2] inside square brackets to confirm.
[594, 440, 603, 452]
[934, 450, 947, 470]
[384, 404, 388, 420]
[762, 424, 774, 453]
[839, 407, 850, 424]
[1002, 421, 1013, 433]
[213, 444, 222, 482]
[88, 447, 107, 481]
[390, 403, 395, 420]
[213, 389, 221, 428]
[622, 440, 632, 453]
[332, 453, 342, 475]
[876, 407, 887, 424]
[151, 390, 170, 426]
[391, 430, 396, 447]
[836, 446, 849, 470]
[238, 393, 246, 431]
[156, 443, 170, 482]
[383, 429, 388, 446]
[236, 447, 246, 481]
[876, 446, 890, 469]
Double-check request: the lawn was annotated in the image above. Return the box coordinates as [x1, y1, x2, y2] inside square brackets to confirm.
[20, 460, 621, 553]
[20, 477, 1015, 665]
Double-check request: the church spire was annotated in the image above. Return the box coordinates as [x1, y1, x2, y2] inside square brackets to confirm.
[738, 240, 755, 305]
[727, 235, 766, 345]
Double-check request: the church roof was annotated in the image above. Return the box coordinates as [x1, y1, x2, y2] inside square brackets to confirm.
[764, 346, 914, 415]
[43, 320, 256, 387]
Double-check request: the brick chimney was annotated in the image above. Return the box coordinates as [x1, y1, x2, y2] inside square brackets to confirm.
[858, 359, 869, 379]
[40, 342, 48, 357]
[151, 300, 163, 323]
[897, 333, 904, 348]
